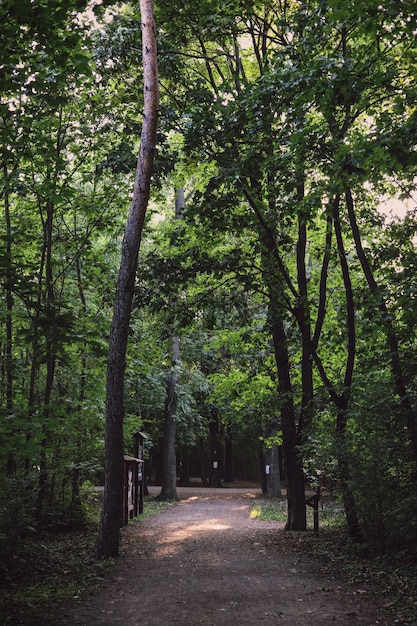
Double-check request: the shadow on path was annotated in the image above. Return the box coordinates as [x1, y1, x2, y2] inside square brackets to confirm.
[57, 487, 390, 625]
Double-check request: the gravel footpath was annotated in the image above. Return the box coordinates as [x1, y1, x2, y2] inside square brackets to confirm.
[55, 487, 391, 625]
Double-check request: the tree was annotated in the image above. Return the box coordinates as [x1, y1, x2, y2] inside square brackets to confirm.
[153, 0, 417, 539]
[154, 0, 309, 530]
[0, 0, 112, 514]
[97, 0, 158, 560]
[157, 188, 184, 501]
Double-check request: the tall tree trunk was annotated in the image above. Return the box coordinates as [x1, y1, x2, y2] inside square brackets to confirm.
[157, 187, 185, 501]
[157, 335, 179, 500]
[265, 439, 281, 498]
[332, 199, 363, 541]
[70, 250, 88, 517]
[35, 196, 57, 522]
[345, 187, 417, 468]
[97, 0, 158, 559]
[311, 197, 363, 540]
[35, 98, 66, 521]
[311, 208, 333, 352]
[240, 180, 306, 529]
[2, 164, 15, 472]
[270, 310, 306, 530]
[209, 412, 222, 487]
[295, 214, 314, 444]
[224, 424, 233, 483]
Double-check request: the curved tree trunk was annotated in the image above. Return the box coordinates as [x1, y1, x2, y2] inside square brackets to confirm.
[97, 0, 158, 559]
[332, 199, 363, 541]
[240, 179, 306, 529]
[295, 216, 314, 443]
[346, 187, 417, 468]
[312, 197, 363, 540]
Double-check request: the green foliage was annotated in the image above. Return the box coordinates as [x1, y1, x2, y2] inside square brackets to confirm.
[79, 480, 104, 525]
[0, 472, 37, 570]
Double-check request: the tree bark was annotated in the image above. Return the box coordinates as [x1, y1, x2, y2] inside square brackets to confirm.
[97, 0, 158, 559]
[295, 215, 314, 444]
[271, 311, 306, 529]
[311, 198, 363, 540]
[3, 163, 15, 472]
[332, 198, 363, 541]
[157, 354, 178, 500]
[258, 437, 267, 495]
[240, 180, 305, 528]
[209, 413, 222, 487]
[157, 187, 185, 501]
[224, 424, 233, 483]
[345, 187, 417, 468]
[265, 442, 281, 498]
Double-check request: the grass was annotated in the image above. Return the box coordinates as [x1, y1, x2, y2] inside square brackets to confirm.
[250, 497, 288, 522]
[250, 495, 346, 528]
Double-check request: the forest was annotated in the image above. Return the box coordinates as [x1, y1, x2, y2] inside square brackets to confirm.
[1, 0, 417, 567]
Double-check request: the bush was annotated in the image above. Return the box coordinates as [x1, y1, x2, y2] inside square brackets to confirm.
[0, 471, 37, 574]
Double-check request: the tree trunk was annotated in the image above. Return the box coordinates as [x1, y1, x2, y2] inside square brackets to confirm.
[295, 216, 314, 443]
[241, 179, 305, 528]
[333, 198, 363, 541]
[271, 313, 306, 529]
[224, 424, 233, 483]
[264, 418, 281, 498]
[199, 438, 209, 487]
[209, 414, 222, 487]
[346, 187, 417, 468]
[3, 163, 15, 472]
[157, 187, 185, 501]
[97, 0, 158, 559]
[265, 442, 281, 498]
[35, 194, 57, 522]
[258, 438, 267, 495]
[157, 336, 179, 501]
[178, 448, 190, 486]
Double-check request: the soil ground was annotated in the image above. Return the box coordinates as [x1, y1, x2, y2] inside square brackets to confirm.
[54, 486, 392, 625]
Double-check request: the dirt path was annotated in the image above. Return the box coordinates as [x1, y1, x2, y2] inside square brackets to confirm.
[56, 488, 390, 625]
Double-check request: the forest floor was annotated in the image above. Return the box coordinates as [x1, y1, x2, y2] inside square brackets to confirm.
[1, 484, 415, 625]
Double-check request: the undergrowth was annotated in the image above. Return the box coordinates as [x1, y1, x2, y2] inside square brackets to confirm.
[251, 496, 417, 625]
[0, 496, 170, 626]
[250, 496, 346, 528]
